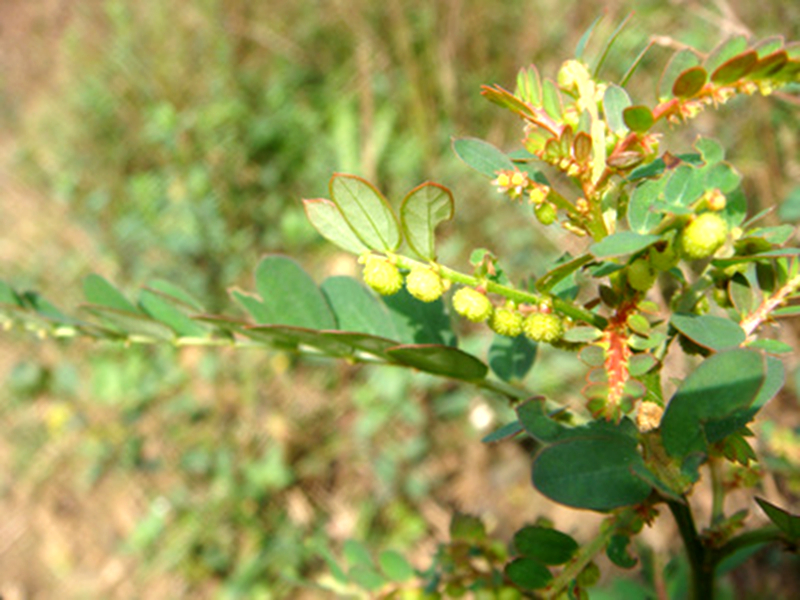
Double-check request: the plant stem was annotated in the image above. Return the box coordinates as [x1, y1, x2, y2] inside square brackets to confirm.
[667, 499, 715, 600]
[393, 254, 607, 329]
[712, 526, 785, 565]
[709, 459, 725, 526]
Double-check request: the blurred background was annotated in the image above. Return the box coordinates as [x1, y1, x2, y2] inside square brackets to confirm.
[1, 0, 800, 597]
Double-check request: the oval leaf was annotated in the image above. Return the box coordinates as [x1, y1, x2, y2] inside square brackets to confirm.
[329, 174, 401, 252]
[622, 105, 654, 133]
[254, 255, 336, 329]
[303, 198, 370, 255]
[386, 344, 488, 381]
[659, 48, 701, 99]
[138, 290, 207, 337]
[321, 276, 397, 338]
[505, 557, 553, 590]
[532, 436, 652, 511]
[590, 232, 660, 258]
[84, 274, 139, 313]
[711, 50, 757, 85]
[378, 550, 414, 582]
[705, 35, 749, 74]
[603, 84, 632, 135]
[400, 182, 454, 260]
[661, 349, 766, 458]
[672, 66, 707, 98]
[514, 526, 578, 565]
[670, 313, 745, 351]
[488, 334, 537, 383]
[452, 137, 515, 178]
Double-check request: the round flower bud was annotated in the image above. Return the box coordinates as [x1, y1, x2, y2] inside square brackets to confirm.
[680, 212, 729, 260]
[523, 312, 564, 344]
[452, 287, 493, 323]
[627, 258, 657, 292]
[636, 401, 664, 432]
[649, 242, 678, 272]
[405, 266, 444, 303]
[534, 202, 557, 225]
[489, 307, 524, 337]
[362, 255, 402, 296]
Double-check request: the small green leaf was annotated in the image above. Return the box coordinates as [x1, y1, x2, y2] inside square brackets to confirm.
[575, 15, 603, 59]
[303, 198, 370, 255]
[452, 137, 514, 178]
[606, 535, 638, 569]
[749, 50, 788, 80]
[489, 334, 537, 383]
[672, 66, 707, 98]
[536, 254, 593, 293]
[661, 349, 766, 458]
[138, 290, 207, 337]
[746, 338, 792, 354]
[81, 305, 174, 340]
[694, 137, 725, 165]
[729, 273, 755, 317]
[517, 399, 568, 443]
[505, 557, 553, 590]
[663, 165, 704, 206]
[254, 255, 336, 329]
[244, 325, 354, 356]
[590, 232, 660, 258]
[515, 65, 542, 105]
[321, 276, 397, 338]
[542, 79, 563, 120]
[670, 314, 745, 351]
[628, 178, 666, 233]
[321, 331, 398, 358]
[562, 326, 603, 343]
[629, 353, 658, 377]
[329, 174, 401, 252]
[378, 550, 414, 582]
[514, 526, 578, 565]
[482, 420, 524, 444]
[386, 344, 488, 381]
[400, 182, 454, 260]
[146, 280, 204, 312]
[343, 539, 373, 569]
[659, 49, 701, 100]
[622, 106, 654, 133]
[532, 435, 652, 510]
[755, 497, 800, 541]
[705, 162, 742, 194]
[0, 280, 20, 306]
[711, 50, 758, 84]
[84, 274, 139, 313]
[348, 566, 385, 591]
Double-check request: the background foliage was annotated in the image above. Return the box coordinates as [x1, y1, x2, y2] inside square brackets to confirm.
[2, 0, 800, 598]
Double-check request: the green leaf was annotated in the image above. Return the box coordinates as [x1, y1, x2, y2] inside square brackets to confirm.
[746, 338, 792, 354]
[542, 79, 563, 121]
[705, 162, 742, 194]
[590, 232, 660, 258]
[711, 50, 758, 84]
[514, 526, 578, 565]
[387, 344, 488, 381]
[254, 255, 336, 329]
[81, 305, 174, 340]
[606, 535, 638, 569]
[138, 290, 207, 337]
[672, 66, 707, 98]
[343, 539, 375, 569]
[382, 287, 455, 346]
[670, 313, 745, 351]
[536, 254, 593, 293]
[482, 420, 524, 444]
[663, 165, 704, 206]
[320, 276, 397, 338]
[695, 137, 725, 165]
[489, 334, 537, 383]
[400, 182, 454, 260]
[628, 178, 666, 233]
[705, 36, 749, 75]
[517, 398, 569, 443]
[661, 349, 766, 458]
[563, 326, 603, 343]
[515, 65, 542, 105]
[532, 435, 652, 510]
[575, 15, 603, 60]
[303, 198, 370, 255]
[146, 280, 204, 312]
[629, 353, 658, 377]
[755, 497, 800, 541]
[452, 137, 514, 178]
[244, 325, 354, 356]
[348, 566, 385, 591]
[750, 50, 788, 79]
[321, 331, 398, 358]
[659, 49, 701, 100]
[729, 273, 755, 317]
[622, 106, 654, 133]
[603, 85, 632, 135]
[378, 550, 414, 582]
[83, 274, 139, 313]
[505, 557, 553, 590]
[0, 280, 20, 306]
[329, 174, 401, 252]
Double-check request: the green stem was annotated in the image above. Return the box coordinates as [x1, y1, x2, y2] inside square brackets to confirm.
[667, 499, 715, 600]
[709, 459, 725, 526]
[393, 255, 607, 329]
[712, 526, 785, 565]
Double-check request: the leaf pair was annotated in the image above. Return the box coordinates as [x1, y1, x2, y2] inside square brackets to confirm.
[304, 174, 453, 261]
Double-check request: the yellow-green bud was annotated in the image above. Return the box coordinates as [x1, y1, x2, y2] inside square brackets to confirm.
[362, 255, 403, 296]
[680, 212, 729, 260]
[557, 59, 592, 94]
[627, 258, 657, 292]
[452, 287, 493, 323]
[405, 266, 444, 303]
[489, 307, 524, 337]
[523, 312, 564, 344]
[534, 202, 557, 225]
[649, 242, 678, 271]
